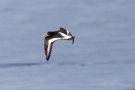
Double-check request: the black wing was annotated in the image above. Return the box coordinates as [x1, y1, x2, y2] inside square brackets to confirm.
[44, 37, 53, 61]
[58, 27, 67, 35]
[44, 36, 60, 61]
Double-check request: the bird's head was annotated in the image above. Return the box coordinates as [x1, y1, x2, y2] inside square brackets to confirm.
[42, 31, 54, 37]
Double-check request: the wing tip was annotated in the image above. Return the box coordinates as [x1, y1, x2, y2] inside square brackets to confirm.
[46, 57, 49, 61]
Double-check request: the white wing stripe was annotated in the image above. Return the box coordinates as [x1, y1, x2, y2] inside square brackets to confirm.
[59, 32, 72, 39]
[59, 32, 67, 37]
[47, 38, 60, 55]
[66, 30, 69, 35]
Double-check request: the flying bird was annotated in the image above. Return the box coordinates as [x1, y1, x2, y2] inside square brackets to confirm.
[42, 27, 75, 61]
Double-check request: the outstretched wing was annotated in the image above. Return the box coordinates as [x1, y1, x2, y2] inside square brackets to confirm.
[58, 27, 67, 35]
[44, 37, 60, 61]
[44, 37, 53, 61]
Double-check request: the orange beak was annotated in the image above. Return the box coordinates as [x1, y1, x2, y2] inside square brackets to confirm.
[42, 33, 48, 37]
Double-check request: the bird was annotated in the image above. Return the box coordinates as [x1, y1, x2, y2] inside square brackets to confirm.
[42, 27, 75, 61]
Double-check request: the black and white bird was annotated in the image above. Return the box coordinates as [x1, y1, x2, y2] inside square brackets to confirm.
[42, 27, 75, 61]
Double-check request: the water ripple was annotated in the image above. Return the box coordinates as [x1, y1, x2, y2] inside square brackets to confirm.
[0, 63, 41, 68]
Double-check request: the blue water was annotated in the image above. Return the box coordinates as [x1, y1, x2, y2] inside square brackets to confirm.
[0, 0, 135, 90]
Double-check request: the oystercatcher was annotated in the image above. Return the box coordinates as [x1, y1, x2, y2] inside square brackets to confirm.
[42, 27, 75, 61]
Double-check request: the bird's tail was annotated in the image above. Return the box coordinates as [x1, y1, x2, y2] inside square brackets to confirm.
[70, 36, 75, 44]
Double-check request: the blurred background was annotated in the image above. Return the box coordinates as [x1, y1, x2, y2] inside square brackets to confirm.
[0, 0, 135, 90]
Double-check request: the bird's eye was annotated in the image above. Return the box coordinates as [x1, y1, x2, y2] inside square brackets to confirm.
[48, 32, 53, 36]
[50, 33, 53, 35]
